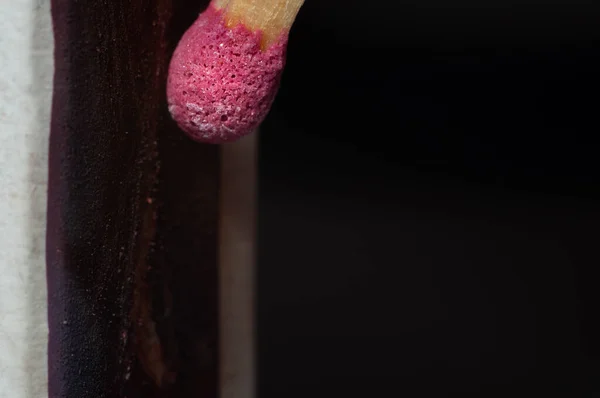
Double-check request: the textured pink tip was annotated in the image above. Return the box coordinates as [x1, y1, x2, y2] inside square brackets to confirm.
[167, 6, 287, 144]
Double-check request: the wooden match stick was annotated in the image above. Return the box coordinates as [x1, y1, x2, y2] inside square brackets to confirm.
[219, 131, 258, 398]
[213, 0, 305, 48]
[167, 0, 305, 143]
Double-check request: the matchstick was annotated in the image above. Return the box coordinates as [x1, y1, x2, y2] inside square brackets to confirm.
[168, 1, 305, 395]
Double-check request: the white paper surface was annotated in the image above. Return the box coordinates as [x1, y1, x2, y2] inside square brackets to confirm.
[0, 0, 52, 397]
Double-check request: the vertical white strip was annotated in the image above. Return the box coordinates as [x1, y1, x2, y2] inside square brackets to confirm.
[220, 133, 257, 398]
[0, 1, 52, 397]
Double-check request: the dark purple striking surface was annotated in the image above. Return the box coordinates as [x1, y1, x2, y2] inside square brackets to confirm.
[47, 1, 218, 396]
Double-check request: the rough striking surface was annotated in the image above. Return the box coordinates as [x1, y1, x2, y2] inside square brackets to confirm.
[48, 0, 219, 396]
[167, 5, 287, 143]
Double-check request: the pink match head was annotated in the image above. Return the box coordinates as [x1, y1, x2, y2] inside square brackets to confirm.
[167, 6, 288, 144]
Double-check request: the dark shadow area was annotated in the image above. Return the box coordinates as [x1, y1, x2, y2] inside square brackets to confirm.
[258, 1, 600, 396]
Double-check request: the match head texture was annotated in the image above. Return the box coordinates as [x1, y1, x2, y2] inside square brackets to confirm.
[167, 5, 288, 144]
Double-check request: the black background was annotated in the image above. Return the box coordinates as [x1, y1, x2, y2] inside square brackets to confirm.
[258, 1, 600, 396]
